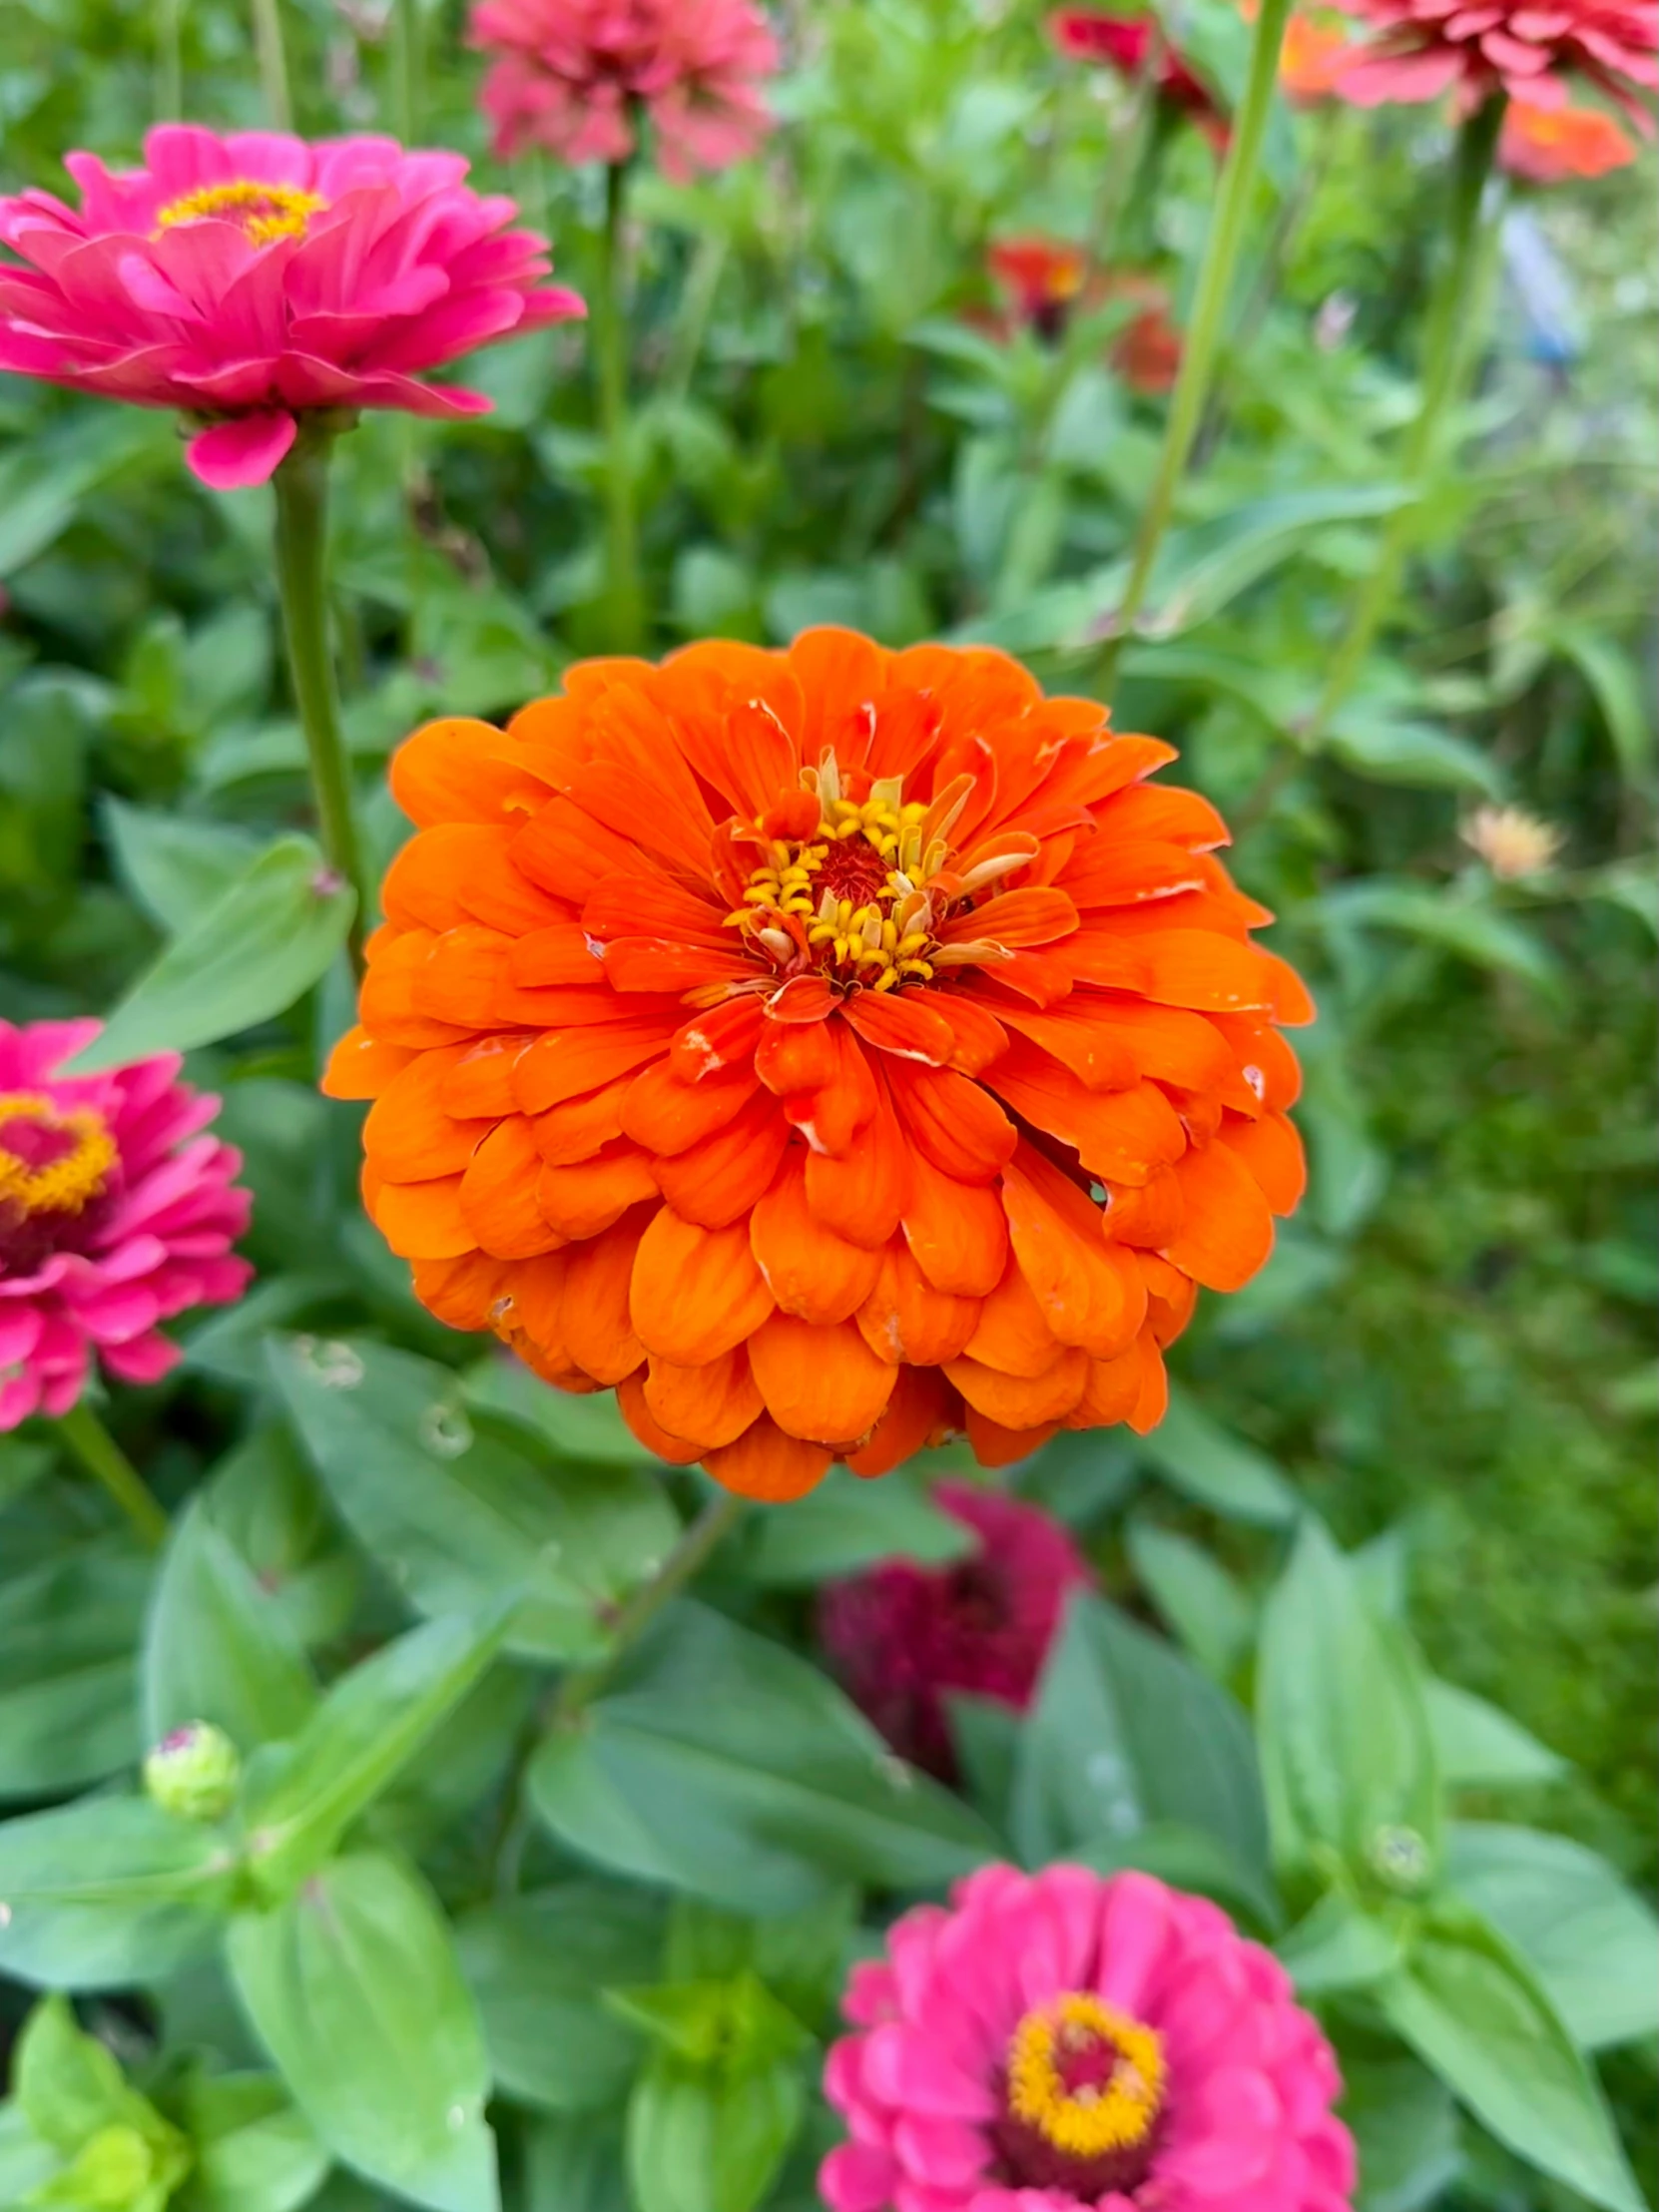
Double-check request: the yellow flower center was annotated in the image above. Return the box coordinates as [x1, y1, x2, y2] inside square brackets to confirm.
[0, 1093, 117, 1218]
[154, 178, 327, 246]
[1004, 1992, 1166, 2163]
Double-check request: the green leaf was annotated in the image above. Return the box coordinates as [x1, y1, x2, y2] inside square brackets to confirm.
[529, 1602, 993, 1915]
[1134, 1386, 1299, 1526]
[459, 1359, 652, 1469]
[1316, 882, 1561, 995]
[1446, 1823, 1659, 2050]
[1340, 2054, 1460, 2212]
[737, 1464, 974, 1586]
[1009, 1594, 1273, 1912]
[1378, 1909, 1644, 2212]
[1124, 1519, 1255, 1680]
[0, 411, 168, 578]
[1552, 625, 1655, 786]
[1274, 1888, 1403, 1995]
[521, 2114, 628, 2212]
[15, 1995, 154, 2151]
[240, 1606, 511, 1896]
[1424, 1679, 1566, 1789]
[200, 1426, 359, 1654]
[0, 2106, 58, 2202]
[228, 1851, 497, 2212]
[270, 1337, 678, 1663]
[144, 1494, 318, 1755]
[1256, 1520, 1440, 1884]
[455, 1884, 665, 2113]
[0, 1542, 149, 1799]
[101, 798, 265, 935]
[66, 837, 355, 1072]
[176, 2073, 330, 2212]
[1324, 710, 1502, 795]
[0, 1799, 239, 1991]
[627, 2055, 805, 2212]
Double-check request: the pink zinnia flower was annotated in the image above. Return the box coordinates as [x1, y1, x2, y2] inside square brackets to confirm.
[1048, 10, 1231, 143]
[1333, 0, 1658, 122]
[468, 0, 780, 180]
[818, 1482, 1092, 1780]
[822, 1865, 1357, 2212]
[0, 126, 585, 492]
[0, 1020, 252, 1429]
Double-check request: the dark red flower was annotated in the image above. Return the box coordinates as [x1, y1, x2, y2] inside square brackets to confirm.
[817, 1480, 1091, 1778]
[987, 236, 1090, 341]
[1048, 8, 1231, 141]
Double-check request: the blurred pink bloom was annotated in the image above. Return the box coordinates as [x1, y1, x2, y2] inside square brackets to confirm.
[821, 1864, 1357, 2212]
[0, 126, 584, 491]
[0, 1020, 252, 1429]
[818, 1481, 1091, 1779]
[1333, 0, 1658, 121]
[468, 0, 780, 179]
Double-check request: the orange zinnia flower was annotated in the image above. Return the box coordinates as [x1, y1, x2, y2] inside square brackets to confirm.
[1279, 13, 1356, 100]
[1499, 97, 1637, 181]
[326, 634, 1312, 1502]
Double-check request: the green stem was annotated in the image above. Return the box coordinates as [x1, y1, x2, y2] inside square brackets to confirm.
[57, 1401, 168, 1551]
[273, 431, 369, 971]
[594, 161, 644, 653]
[1095, 0, 1295, 686]
[1307, 95, 1505, 740]
[1109, 93, 1177, 269]
[553, 1489, 745, 1723]
[156, 0, 183, 121]
[389, 0, 423, 144]
[250, 0, 292, 131]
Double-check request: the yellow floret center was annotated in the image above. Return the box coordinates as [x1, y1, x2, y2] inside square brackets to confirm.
[0, 1094, 117, 1217]
[155, 179, 327, 245]
[1004, 1993, 1166, 2160]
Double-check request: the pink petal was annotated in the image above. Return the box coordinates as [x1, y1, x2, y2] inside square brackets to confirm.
[821, 2144, 901, 2212]
[186, 409, 296, 489]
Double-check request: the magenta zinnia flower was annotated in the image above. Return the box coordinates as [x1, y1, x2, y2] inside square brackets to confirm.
[1333, 0, 1658, 120]
[0, 126, 585, 492]
[818, 1483, 1092, 1780]
[0, 1020, 252, 1428]
[822, 1865, 1356, 2212]
[469, 0, 780, 179]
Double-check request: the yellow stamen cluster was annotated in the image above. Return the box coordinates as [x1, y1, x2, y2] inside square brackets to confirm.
[1005, 1993, 1166, 2160]
[0, 1095, 117, 1217]
[155, 179, 327, 246]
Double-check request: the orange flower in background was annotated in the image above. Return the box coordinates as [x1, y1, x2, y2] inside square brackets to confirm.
[987, 237, 1090, 341]
[1102, 270, 1184, 392]
[978, 241, 1183, 393]
[326, 633, 1311, 1502]
[1500, 97, 1637, 179]
[1280, 13, 1355, 99]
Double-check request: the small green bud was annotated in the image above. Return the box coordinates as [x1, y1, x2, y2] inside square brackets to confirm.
[1367, 1822, 1432, 1897]
[142, 1721, 240, 1823]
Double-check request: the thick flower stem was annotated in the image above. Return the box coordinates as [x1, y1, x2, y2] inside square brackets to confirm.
[57, 1401, 168, 1551]
[554, 1487, 746, 1722]
[251, 0, 292, 131]
[594, 161, 645, 653]
[1307, 94, 1505, 741]
[273, 433, 369, 972]
[390, 0, 423, 144]
[1096, 0, 1295, 688]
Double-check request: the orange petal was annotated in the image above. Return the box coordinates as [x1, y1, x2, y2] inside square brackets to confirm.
[1129, 1331, 1170, 1432]
[992, 1004, 1139, 1092]
[936, 885, 1078, 949]
[408, 923, 512, 1027]
[986, 1045, 1186, 1186]
[748, 1313, 897, 1444]
[497, 1250, 573, 1369]
[855, 1242, 980, 1367]
[390, 717, 546, 828]
[1221, 1108, 1306, 1215]
[964, 1254, 1069, 1380]
[840, 989, 956, 1067]
[643, 1348, 764, 1451]
[1102, 1163, 1185, 1250]
[755, 1014, 841, 1100]
[802, 1075, 910, 1249]
[603, 939, 756, 993]
[630, 1209, 775, 1367]
[512, 797, 655, 903]
[1060, 839, 1215, 909]
[788, 627, 887, 765]
[384, 824, 568, 933]
[1210, 1014, 1303, 1110]
[928, 990, 1011, 1077]
[583, 872, 734, 950]
[1261, 950, 1316, 1025]
[1096, 783, 1230, 852]
[372, 1174, 475, 1261]
[750, 1150, 884, 1325]
[651, 1090, 792, 1230]
[784, 1020, 879, 1158]
[703, 1415, 831, 1503]
[621, 1059, 759, 1156]
[322, 1026, 414, 1101]
[945, 1347, 1088, 1428]
[844, 1365, 957, 1478]
[364, 1045, 492, 1181]
[1001, 1144, 1146, 1359]
[668, 997, 767, 1081]
[1060, 1343, 1146, 1429]
[460, 1116, 568, 1259]
[1109, 928, 1279, 1015]
[561, 1210, 650, 1384]
[439, 1034, 532, 1119]
[963, 1405, 1060, 1469]
[536, 1141, 659, 1240]
[1137, 1252, 1199, 1347]
[531, 1074, 634, 1165]
[513, 1022, 677, 1113]
[509, 922, 608, 987]
[885, 1061, 1016, 1184]
[410, 1250, 506, 1332]
[901, 1150, 1007, 1298]
[360, 929, 480, 1048]
[616, 1370, 704, 1464]
[1161, 1137, 1275, 1292]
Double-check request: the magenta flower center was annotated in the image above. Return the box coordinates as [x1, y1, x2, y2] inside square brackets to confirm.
[991, 1991, 1166, 2197]
[0, 1094, 116, 1219]
[154, 178, 328, 247]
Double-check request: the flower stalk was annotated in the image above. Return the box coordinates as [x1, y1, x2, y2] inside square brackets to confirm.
[1308, 93, 1506, 739]
[57, 1400, 168, 1550]
[250, 0, 292, 131]
[1096, 0, 1295, 686]
[273, 427, 370, 973]
[554, 1487, 745, 1721]
[594, 160, 645, 653]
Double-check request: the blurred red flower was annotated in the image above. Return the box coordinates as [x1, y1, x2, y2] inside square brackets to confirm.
[979, 239, 1183, 392]
[817, 1479, 1092, 1778]
[1500, 93, 1638, 171]
[1334, 0, 1658, 122]
[1048, 8, 1232, 143]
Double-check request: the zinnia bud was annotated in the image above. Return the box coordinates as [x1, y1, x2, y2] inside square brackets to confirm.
[144, 1721, 241, 1822]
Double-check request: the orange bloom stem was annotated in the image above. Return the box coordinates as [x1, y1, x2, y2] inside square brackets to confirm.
[57, 1399, 168, 1551]
[1096, 0, 1296, 685]
[553, 1486, 746, 1719]
[595, 159, 646, 653]
[273, 426, 369, 973]
[1307, 92, 1506, 741]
